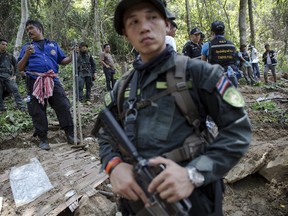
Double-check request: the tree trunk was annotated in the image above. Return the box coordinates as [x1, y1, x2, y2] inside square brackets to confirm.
[185, 0, 192, 35]
[284, 10, 288, 55]
[92, 0, 101, 57]
[248, 0, 255, 46]
[239, 0, 247, 45]
[13, 0, 29, 58]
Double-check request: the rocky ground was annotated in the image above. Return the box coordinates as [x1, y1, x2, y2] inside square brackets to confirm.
[0, 74, 287, 216]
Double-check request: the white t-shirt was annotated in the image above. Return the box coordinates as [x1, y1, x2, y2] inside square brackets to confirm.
[250, 48, 259, 63]
[267, 53, 272, 64]
[165, 36, 177, 52]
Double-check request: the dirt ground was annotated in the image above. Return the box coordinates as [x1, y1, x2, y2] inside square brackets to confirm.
[0, 75, 288, 216]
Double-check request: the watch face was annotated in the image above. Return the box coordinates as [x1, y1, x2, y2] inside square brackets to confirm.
[187, 167, 204, 187]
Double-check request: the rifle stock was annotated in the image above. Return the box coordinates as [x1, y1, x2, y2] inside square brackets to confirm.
[93, 108, 192, 216]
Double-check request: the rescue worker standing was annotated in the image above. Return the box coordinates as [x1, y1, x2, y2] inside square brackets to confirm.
[238, 44, 255, 85]
[77, 42, 96, 102]
[0, 38, 25, 112]
[201, 21, 238, 87]
[17, 20, 77, 150]
[97, 1, 252, 216]
[100, 44, 116, 91]
[262, 43, 277, 84]
[182, 28, 202, 59]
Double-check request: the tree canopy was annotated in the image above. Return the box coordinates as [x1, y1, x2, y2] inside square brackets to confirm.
[0, 0, 287, 70]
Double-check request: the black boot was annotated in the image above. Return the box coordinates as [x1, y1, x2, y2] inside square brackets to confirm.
[39, 137, 50, 150]
[65, 131, 80, 145]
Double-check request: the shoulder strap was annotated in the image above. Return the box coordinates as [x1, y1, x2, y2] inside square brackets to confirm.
[166, 55, 200, 130]
[117, 69, 136, 123]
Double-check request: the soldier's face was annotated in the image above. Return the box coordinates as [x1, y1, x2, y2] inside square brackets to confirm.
[0, 41, 8, 53]
[80, 46, 88, 53]
[122, 2, 169, 63]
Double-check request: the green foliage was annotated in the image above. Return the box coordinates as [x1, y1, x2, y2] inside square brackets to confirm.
[251, 101, 277, 111]
[277, 54, 288, 73]
[0, 110, 33, 135]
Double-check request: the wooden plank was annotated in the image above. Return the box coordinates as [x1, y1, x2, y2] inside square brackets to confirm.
[1, 147, 107, 216]
[47, 194, 82, 216]
[0, 172, 9, 183]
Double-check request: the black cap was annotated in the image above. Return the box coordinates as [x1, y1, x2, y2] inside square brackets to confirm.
[211, 20, 225, 32]
[79, 42, 88, 48]
[0, 38, 8, 43]
[114, 0, 172, 35]
[169, 20, 178, 29]
[190, 28, 201, 35]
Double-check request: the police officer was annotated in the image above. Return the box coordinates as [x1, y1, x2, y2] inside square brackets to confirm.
[182, 28, 202, 59]
[201, 21, 238, 87]
[77, 42, 96, 101]
[97, 1, 251, 215]
[0, 38, 25, 112]
[17, 20, 78, 150]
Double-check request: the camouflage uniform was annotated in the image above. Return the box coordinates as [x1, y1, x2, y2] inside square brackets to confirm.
[77, 52, 96, 101]
[0, 52, 25, 111]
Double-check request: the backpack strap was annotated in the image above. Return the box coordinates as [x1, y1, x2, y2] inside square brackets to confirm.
[167, 55, 201, 130]
[117, 69, 136, 123]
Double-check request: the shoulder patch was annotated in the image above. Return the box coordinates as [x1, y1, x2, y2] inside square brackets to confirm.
[104, 92, 112, 107]
[222, 87, 245, 107]
[216, 76, 245, 107]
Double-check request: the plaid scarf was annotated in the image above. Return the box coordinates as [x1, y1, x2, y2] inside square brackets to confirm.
[32, 70, 58, 105]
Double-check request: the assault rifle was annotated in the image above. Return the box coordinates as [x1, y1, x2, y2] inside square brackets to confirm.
[92, 108, 192, 216]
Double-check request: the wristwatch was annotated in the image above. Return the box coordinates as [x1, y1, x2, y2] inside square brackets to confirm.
[186, 167, 205, 187]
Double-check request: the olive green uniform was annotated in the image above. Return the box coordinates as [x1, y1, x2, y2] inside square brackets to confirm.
[0, 52, 25, 111]
[98, 46, 252, 215]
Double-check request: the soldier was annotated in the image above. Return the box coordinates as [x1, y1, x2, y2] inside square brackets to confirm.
[97, 1, 252, 215]
[77, 42, 96, 101]
[0, 38, 25, 112]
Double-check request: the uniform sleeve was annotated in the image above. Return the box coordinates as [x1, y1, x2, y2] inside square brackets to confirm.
[182, 42, 191, 57]
[187, 62, 252, 185]
[11, 56, 17, 74]
[17, 45, 28, 62]
[97, 81, 123, 169]
[55, 43, 66, 63]
[90, 55, 96, 73]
